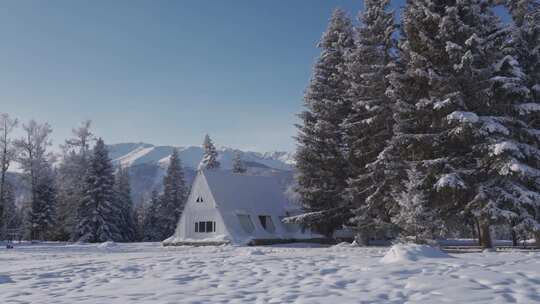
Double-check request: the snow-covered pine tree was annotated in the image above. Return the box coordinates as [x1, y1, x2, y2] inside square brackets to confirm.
[387, 0, 516, 247]
[55, 121, 94, 240]
[501, 1, 539, 99]
[503, 0, 540, 245]
[294, 8, 355, 237]
[28, 166, 57, 240]
[142, 190, 161, 241]
[13, 120, 57, 240]
[342, 0, 398, 244]
[76, 138, 121, 242]
[133, 199, 146, 241]
[232, 151, 247, 173]
[199, 135, 220, 170]
[1, 181, 21, 238]
[466, 11, 540, 247]
[394, 165, 440, 244]
[0, 113, 17, 229]
[387, 0, 473, 241]
[156, 149, 187, 240]
[405, 1, 540, 248]
[114, 167, 137, 242]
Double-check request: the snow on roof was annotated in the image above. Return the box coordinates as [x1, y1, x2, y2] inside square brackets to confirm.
[202, 169, 298, 215]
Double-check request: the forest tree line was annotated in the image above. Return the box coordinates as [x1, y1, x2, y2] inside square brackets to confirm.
[0, 118, 205, 242]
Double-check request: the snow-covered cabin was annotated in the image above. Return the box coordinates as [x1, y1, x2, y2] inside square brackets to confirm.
[163, 169, 318, 245]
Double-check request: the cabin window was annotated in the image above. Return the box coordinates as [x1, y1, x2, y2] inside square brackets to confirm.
[237, 215, 255, 233]
[196, 196, 204, 203]
[258, 215, 275, 233]
[206, 221, 215, 232]
[195, 221, 216, 233]
[279, 216, 300, 233]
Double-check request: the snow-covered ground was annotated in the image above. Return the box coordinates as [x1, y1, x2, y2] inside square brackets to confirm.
[1, 242, 539, 304]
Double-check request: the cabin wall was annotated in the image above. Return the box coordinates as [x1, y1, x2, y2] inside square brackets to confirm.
[177, 173, 228, 240]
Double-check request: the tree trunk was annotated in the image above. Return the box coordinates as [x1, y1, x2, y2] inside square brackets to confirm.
[475, 219, 482, 246]
[478, 219, 494, 249]
[470, 220, 477, 240]
[511, 228, 518, 247]
[535, 232, 540, 248]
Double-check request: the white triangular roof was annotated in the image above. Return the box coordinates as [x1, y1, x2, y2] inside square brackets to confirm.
[202, 169, 298, 214]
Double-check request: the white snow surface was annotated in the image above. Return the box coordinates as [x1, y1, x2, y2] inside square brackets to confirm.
[380, 243, 450, 264]
[1, 242, 540, 303]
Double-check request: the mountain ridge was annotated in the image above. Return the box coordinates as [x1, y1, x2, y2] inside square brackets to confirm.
[107, 142, 295, 171]
[107, 142, 296, 204]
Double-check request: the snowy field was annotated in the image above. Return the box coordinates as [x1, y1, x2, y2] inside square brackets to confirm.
[1, 242, 539, 304]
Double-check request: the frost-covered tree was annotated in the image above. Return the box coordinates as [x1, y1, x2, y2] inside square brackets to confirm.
[0, 113, 17, 228]
[232, 151, 247, 173]
[1, 181, 22, 238]
[470, 45, 540, 248]
[294, 8, 355, 236]
[490, 1, 540, 245]
[114, 167, 137, 242]
[342, 0, 398, 243]
[156, 149, 187, 240]
[199, 135, 220, 170]
[76, 138, 120, 242]
[395, 165, 441, 244]
[142, 190, 161, 241]
[28, 166, 57, 240]
[386, 0, 522, 248]
[498, 1, 540, 94]
[13, 120, 56, 240]
[55, 121, 94, 240]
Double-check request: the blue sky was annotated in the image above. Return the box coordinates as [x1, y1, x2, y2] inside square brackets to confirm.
[0, 1, 508, 152]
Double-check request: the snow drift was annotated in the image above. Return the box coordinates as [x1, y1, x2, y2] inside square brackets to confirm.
[380, 243, 450, 264]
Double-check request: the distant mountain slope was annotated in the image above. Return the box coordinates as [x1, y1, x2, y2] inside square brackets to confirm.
[107, 143, 295, 204]
[108, 143, 295, 171]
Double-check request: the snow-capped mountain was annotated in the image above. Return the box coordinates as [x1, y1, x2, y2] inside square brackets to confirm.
[108, 143, 295, 171]
[107, 143, 295, 204]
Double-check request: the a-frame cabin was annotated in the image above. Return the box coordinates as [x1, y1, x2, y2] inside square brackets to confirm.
[163, 169, 319, 246]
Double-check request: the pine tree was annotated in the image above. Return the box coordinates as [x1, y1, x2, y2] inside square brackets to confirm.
[55, 121, 94, 241]
[13, 120, 56, 240]
[142, 190, 161, 241]
[395, 165, 441, 244]
[232, 151, 247, 173]
[294, 8, 355, 237]
[156, 149, 187, 240]
[342, 0, 398, 243]
[28, 167, 56, 240]
[0, 113, 17, 230]
[114, 167, 137, 242]
[76, 138, 120, 242]
[134, 200, 146, 241]
[503, 0, 540, 244]
[387, 0, 514, 247]
[1, 181, 21, 238]
[504, 0, 540, 104]
[199, 135, 220, 170]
